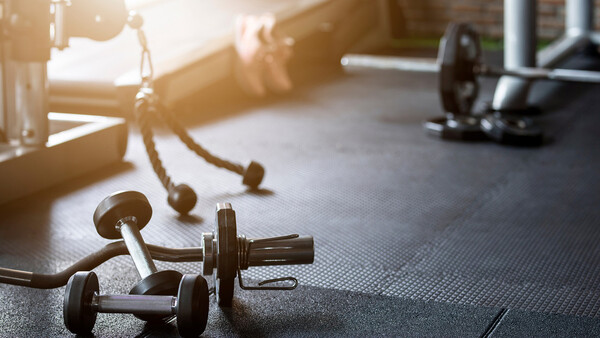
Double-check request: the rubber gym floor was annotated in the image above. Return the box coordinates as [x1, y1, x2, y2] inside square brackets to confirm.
[1, 50, 600, 336]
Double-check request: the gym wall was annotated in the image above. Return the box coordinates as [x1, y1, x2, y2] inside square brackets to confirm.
[390, 0, 600, 40]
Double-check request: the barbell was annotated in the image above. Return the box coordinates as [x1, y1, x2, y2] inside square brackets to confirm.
[342, 22, 600, 145]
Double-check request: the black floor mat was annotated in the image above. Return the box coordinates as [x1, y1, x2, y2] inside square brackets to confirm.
[1, 52, 600, 336]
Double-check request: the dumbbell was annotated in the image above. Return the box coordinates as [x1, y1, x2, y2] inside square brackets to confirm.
[201, 203, 314, 306]
[342, 22, 600, 146]
[93, 190, 183, 320]
[63, 271, 208, 337]
[0, 197, 315, 303]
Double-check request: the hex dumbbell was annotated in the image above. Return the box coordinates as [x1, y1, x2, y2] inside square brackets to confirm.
[93, 191, 183, 320]
[63, 271, 208, 337]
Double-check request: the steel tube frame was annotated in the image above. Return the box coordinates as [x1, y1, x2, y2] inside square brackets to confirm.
[1, 0, 51, 146]
[492, 0, 537, 111]
[492, 0, 598, 112]
[14, 62, 49, 145]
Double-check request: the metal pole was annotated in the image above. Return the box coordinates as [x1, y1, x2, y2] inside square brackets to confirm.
[7, 0, 52, 146]
[93, 294, 176, 315]
[482, 65, 600, 83]
[566, 0, 594, 36]
[1, 1, 18, 142]
[14, 62, 49, 145]
[491, 0, 537, 112]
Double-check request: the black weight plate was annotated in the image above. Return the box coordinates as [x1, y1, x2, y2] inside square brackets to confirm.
[482, 101, 544, 116]
[176, 274, 209, 337]
[216, 277, 235, 308]
[214, 203, 237, 307]
[64, 271, 98, 335]
[480, 113, 544, 147]
[439, 22, 481, 115]
[424, 115, 487, 141]
[93, 190, 152, 239]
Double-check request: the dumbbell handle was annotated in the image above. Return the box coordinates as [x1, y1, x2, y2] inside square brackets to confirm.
[117, 218, 158, 278]
[93, 294, 176, 315]
[341, 54, 600, 84]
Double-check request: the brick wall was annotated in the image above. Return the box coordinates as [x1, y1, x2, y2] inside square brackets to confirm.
[392, 0, 600, 40]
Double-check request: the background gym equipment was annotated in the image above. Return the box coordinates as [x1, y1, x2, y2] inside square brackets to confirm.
[342, 22, 600, 146]
[492, 0, 600, 112]
[436, 23, 600, 116]
[422, 115, 487, 141]
[0, 191, 314, 295]
[480, 113, 544, 147]
[0, 0, 128, 205]
[63, 271, 208, 337]
[129, 13, 265, 215]
[93, 190, 184, 320]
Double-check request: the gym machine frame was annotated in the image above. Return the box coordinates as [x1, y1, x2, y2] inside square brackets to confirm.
[342, 2, 600, 145]
[494, 0, 599, 112]
[0, 0, 128, 205]
[343, 0, 600, 103]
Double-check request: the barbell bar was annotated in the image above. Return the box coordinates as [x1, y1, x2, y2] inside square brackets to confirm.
[341, 54, 600, 83]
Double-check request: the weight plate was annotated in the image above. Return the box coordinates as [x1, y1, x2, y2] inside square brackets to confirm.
[439, 23, 482, 115]
[480, 113, 544, 147]
[482, 101, 543, 116]
[214, 203, 237, 307]
[176, 274, 209, 338]
[64, 271, 98, 335]
[424, 115, 487, 141]
[93, 190, 152, 239]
